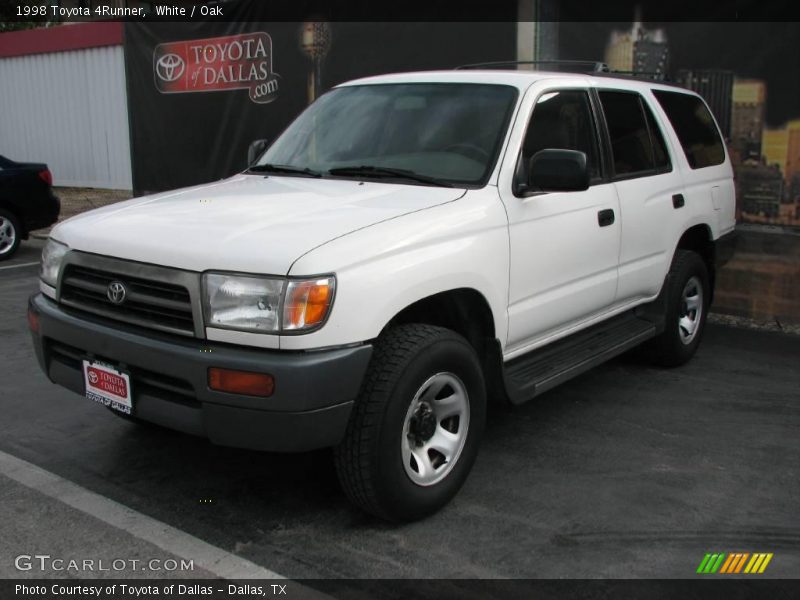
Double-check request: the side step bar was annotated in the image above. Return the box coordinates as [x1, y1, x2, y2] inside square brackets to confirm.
[503, 312, 657, 405]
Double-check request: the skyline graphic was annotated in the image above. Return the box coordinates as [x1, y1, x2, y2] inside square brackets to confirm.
[560, 19, 800, 227]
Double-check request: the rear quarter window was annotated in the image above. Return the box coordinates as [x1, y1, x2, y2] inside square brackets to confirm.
[652, 90, 726, 169]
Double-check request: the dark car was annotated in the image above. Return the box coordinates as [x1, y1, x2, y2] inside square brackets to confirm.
[0, 155, 60, 260]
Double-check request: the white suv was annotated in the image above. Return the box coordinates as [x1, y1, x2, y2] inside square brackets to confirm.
[30, 68, 737, 521]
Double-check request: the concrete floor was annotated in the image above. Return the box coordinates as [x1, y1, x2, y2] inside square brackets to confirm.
[1, 239, 798, 581]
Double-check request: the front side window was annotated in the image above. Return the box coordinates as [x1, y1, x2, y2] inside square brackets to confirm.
[517, 89, 601, 188]
[652, 90, 725, 169]
[256, 83, 518, 186]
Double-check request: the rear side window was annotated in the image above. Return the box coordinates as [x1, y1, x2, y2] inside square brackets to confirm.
[599, 91, 670, 177]
[652, 90, 725, 169]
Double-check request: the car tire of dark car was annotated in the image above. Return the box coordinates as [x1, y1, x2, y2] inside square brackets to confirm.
[334, 324, 486, 522]
[0, 208, 21, 261]
[646, 250, 710, 367]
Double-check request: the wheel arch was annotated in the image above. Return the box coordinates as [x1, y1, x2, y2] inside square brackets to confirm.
[383, 287, 508, 404]
[675, 223, 716, 303]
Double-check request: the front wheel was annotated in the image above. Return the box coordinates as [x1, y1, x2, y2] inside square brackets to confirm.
[646, 249, 710, 367]
[334, 324, 486, 521]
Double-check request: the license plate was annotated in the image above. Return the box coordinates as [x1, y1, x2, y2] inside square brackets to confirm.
[82, 360, 132, 414]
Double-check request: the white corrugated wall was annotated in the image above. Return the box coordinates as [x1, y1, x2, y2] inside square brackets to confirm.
[0, 45, 132, 190]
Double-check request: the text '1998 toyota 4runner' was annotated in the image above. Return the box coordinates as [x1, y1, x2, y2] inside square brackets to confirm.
[30, 65, 737, 521]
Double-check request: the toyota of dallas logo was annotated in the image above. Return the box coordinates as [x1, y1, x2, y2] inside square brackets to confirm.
[152, 32, 280, 104]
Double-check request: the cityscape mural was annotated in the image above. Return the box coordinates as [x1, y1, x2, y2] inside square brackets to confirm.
[560, 20, 800, 227]
[559, 19, 800, 326]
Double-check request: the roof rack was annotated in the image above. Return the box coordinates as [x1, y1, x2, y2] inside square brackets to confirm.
[600, 70, 670, 82]
[455, 60, 610, 73]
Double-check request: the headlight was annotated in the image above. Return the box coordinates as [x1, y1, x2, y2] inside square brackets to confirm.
[40, 238, 69, 287]
[203, 273, 284, 332]
[202, 273, 335, 334]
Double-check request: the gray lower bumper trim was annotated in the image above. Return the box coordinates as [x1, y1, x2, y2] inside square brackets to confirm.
[29, 293, 372, 452]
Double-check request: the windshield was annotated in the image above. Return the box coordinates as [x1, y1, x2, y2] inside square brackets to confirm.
[254, 83, 519, 186]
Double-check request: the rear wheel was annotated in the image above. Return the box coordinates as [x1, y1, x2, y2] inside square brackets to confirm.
[334, 324, 486, 521]
[647, 250, 710, 367]
[0, 209, 21, 261]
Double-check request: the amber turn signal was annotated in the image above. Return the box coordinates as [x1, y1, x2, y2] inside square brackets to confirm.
[27, 306, 40, 333]
[282, 277, 335, 330]
[208, 367, 274, 397]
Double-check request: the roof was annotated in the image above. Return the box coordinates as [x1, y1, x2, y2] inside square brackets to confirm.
[338, 69, 693, 96]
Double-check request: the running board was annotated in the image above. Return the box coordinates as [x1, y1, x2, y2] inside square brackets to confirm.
[503, 312, 656, 405]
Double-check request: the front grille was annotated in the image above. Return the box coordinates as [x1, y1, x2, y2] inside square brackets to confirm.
[60, 264, 195, 336]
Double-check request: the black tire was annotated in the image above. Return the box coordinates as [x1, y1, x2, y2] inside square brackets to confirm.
[0, 209, 21, 261]
[646, 250, 710, 367]
[334, 324, 486, 522]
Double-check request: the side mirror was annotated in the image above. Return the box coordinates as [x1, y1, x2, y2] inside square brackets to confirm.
[528, 149, 590, 192]
[247, 139, 269, 166]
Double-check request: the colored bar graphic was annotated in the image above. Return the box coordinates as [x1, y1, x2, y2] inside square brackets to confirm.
[729, 554, 740, 573]
[745, 554, 761, 573]
[710, 553, 725, 573]
[729, 553, 744, 573]
[719, 553, 736, 573]
[725, 553, 745, 573]
[727, 553, 747, 573]
[721, 553, 742, 574]
[734, 553, 750, 573]
[711, 552, 725, 573]
[758, 553, 773, 573]
[701, 552, 774, 575]
[702, 554, 721, 574]
[697, 554, 713, 573]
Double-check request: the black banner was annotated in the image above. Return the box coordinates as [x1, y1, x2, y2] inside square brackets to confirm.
[3, 0, 796, 24]
[124, 20, 307, 195]
[124, 19, 516, 195]
[5, 579, 800, 600]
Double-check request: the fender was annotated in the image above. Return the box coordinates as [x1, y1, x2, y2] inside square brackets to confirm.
[281, 188, 511, 351]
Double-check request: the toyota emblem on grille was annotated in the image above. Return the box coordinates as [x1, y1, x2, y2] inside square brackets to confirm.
[107, 281, 128, 305]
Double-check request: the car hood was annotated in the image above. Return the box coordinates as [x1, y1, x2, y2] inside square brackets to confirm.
[52, 174, 465, 274]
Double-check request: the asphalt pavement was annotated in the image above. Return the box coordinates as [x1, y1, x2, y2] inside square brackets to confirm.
[1, 237, 798, 581]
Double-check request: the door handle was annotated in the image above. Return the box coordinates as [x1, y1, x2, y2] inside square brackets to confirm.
[597, 209, 615, 227]
[672, 193, 685, 209]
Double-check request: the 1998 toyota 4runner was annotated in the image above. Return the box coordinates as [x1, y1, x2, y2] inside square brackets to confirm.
[29, 67, 736, 521]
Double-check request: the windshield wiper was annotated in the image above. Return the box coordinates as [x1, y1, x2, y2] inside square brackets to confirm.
[246, 163, 322, 177]
[327, 165, 455, 188]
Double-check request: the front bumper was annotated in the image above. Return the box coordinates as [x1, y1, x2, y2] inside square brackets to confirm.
[29, 293, 372, 452]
